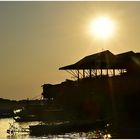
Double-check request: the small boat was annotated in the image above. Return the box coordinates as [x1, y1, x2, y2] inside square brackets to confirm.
[13, 105, 68, 122]
[29, 120, 107, 136]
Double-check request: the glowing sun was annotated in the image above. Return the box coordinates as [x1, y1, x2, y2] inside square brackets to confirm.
[89, 16, 115, 39]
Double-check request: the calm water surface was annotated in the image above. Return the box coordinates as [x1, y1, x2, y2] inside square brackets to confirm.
[0, 118, 38, 139]
[0, 118, 110, 139]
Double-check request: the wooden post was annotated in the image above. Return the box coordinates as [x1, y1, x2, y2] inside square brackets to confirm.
[101, 69, 102, 77]
[78, 69, 79, 81]
[113, 69, 115, 76]
[95, 69, 97, 77]
[90, 69, 92, 78]
[83, 69, 85, 78]
[107, 69, 108, 76]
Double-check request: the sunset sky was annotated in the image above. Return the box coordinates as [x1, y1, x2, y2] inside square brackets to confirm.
[1, 1, 140, 100]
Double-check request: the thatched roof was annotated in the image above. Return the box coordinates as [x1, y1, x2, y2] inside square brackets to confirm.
[59, 50, 140, 70]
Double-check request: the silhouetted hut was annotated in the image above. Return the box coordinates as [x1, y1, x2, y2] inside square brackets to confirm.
[40, 50, 140, 137]
[42, 50, 140, 100]
[59, 50, 132, 80]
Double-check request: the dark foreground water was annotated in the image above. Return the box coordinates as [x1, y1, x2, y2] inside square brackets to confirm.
[0, 118, 111, 139]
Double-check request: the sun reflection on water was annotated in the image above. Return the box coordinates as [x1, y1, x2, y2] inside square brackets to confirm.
[0, 118, 111, 139]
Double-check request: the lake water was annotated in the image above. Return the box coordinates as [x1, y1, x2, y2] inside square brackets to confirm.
[0, 118, 38, 139]
[0, 118, 111, 139]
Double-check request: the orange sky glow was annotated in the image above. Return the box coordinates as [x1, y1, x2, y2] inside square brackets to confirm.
[0, 1, 140, 100]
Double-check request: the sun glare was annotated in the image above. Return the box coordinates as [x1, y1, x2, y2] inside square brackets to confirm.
[89, 16, 115, 39]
